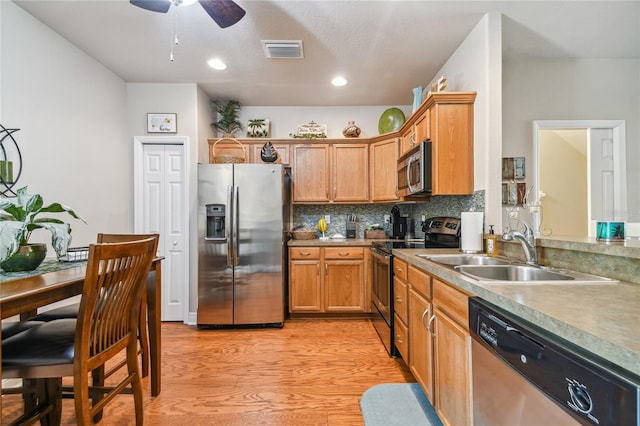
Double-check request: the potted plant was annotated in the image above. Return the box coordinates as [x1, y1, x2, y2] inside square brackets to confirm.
[0, 186, 86, 272]
[211, 99, 243, 137]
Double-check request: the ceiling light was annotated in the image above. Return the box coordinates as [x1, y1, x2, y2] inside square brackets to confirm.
[177, 0, 198, 6]
[207, 58, 227, 70]
[332, 76, 348, 87]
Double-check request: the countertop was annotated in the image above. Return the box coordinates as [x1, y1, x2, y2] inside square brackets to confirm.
[288, 238, 383, 247]
[392, 248, 640, 377]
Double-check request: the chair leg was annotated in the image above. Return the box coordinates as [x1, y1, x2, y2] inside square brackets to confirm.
[36, 378, 62, 426]
[138, 291, 150, 378]
[127, 340, 144, 426]
[91, 366, 105, 423]
[74, 362, 92, 426]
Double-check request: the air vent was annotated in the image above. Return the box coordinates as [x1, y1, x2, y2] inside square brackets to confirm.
[262, 40, 304, 59]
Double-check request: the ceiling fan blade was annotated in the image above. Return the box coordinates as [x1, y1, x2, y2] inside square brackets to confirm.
[198, 0, 246, 28]
[130, 0, 172, 13]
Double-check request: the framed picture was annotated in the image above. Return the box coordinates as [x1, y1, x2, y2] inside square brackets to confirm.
[147, 113, 177, 133]
[502, 157, 526, 180]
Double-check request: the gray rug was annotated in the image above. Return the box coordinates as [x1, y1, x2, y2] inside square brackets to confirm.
[360, 383, 443, 426]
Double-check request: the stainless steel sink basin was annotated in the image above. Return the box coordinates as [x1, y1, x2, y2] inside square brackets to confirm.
[455, 265, 617, 284]
[417, 253, 512, 266]
[456, 264, 573, 281]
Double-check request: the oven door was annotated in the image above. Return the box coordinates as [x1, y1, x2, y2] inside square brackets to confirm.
[371, 247, 391, 324]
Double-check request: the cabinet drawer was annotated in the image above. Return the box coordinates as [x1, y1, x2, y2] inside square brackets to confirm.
[393, 257, 408, 281]
[433, 278, 470, 330]
[393, 277, 408, 324]
[289, 247, 321, 260]
[408, 265, 431, 299]
[324, 247, 364, 259]
[394, 313, 409, 361]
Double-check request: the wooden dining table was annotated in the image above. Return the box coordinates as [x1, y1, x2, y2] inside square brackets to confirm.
[0, 257, 164, 402]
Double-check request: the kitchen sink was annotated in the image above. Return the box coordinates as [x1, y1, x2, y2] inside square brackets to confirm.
[455, 264, 618, 284]
[417, 253, 512, 266]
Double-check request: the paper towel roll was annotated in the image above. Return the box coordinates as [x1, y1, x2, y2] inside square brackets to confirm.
[461, 212, 484, 253]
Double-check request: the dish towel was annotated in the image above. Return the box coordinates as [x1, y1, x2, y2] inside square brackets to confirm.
[360, 383, 443, 426]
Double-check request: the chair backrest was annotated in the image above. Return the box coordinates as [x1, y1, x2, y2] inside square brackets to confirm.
[97, 233, 159, 255]
[75, 238, 156, 371]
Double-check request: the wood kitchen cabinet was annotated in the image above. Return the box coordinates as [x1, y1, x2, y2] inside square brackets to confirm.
[407, 265, 434, 404]
[400, 111, 428, 156]
[393, 257, 409, 360]
[292, 143, 368, 203]
[370, 136, 400, 202]
[432, 277, 472, 426]
[427, 92, 475, 195]
[291, 144, 331, 202]
[289, 246, 370, 314]
[289, 247, 322, 312]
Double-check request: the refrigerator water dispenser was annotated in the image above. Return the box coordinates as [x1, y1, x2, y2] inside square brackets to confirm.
[206, 204, 225, 240]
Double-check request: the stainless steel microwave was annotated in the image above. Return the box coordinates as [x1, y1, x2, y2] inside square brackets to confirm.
[397, 140, 432, 196]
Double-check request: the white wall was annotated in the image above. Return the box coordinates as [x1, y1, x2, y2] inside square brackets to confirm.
[503, 57, 640, 225]
[0, 1, 131, 252]
[425, 12, 503, 231]
[235, 105, 412, 139]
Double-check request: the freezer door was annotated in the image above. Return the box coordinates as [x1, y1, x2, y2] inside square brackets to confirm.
[197, 163, 234, 325]
[233, 164, 285, 324]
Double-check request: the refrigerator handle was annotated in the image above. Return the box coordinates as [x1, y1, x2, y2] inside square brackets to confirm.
[226, 184, 233, 267]
[233, 185, 240, 266]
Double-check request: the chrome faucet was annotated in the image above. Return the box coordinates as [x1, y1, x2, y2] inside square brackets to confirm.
[502, 222, 538, 265]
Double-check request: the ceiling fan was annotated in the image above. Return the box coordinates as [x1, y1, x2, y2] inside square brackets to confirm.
[130, 0, 246, 28]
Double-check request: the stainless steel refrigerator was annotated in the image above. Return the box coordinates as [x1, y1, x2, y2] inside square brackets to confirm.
[197, 163, 290, 327]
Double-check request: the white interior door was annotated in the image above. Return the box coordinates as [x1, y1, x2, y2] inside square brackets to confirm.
[135, 137, 189, 322]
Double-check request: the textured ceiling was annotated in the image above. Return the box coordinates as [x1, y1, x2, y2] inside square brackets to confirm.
[13, 0, 640, 106]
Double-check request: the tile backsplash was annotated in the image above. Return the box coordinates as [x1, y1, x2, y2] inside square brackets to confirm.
[292, 191, 485, 238]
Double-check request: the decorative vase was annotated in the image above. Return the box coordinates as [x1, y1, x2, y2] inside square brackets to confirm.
[260, 141, 280, 163]
[342, 121, 361, 138]
[0, 243, 47, 272]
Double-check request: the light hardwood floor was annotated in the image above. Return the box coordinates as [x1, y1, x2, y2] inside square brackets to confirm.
[3, 319, 413, 425]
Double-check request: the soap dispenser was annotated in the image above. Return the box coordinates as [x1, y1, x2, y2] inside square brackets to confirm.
[486, 225, 498, 257]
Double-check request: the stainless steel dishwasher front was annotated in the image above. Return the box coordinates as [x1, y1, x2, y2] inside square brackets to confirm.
[469, 297, 639, 426]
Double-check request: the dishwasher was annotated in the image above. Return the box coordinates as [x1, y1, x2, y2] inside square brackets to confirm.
[469, 297, 639, 425]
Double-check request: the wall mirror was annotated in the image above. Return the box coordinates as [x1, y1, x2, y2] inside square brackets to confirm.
[532, 120, 628, 237]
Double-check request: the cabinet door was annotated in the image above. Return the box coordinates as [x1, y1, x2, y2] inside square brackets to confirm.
[292, 144, 330, 202]
[400, 125, 415, 156]
[370, 138, 400, 202]
[252, 143, 290, 165]
[434, 308, 472, 426]
[414, 111, 429, 144]
[409, 288, 434, 404]
[289, 260, 322, 312]
[324, 260, 365, 312]
[430, 102, 474, 195]
[333, 144, 369, 202]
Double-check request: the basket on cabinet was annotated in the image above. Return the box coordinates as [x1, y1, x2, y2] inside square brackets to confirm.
[364, 230, 387, 239]
[211, 138, 247, 164]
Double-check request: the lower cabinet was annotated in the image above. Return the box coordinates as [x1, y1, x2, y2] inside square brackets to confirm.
[403, 263, 472, 426]
[432, 278, 473, 426]
[289, 246, 370, 314]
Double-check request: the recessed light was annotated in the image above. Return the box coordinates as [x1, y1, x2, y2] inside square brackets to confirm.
[207, 58, 227, 70]
[332, 76, 347, 87]
[178, 0, 198, 6]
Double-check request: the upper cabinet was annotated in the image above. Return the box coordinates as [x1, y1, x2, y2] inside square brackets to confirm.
[292, 142, 369, 203]
[427, 92, 476, 195]
[370, 136, 400, 202]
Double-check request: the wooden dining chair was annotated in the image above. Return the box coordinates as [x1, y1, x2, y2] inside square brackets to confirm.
[31, 233, 159, 378]
[1, 237, 156, 425]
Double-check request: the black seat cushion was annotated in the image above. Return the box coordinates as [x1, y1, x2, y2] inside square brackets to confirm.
[1, 320, 44, 339]
[30, 303, 79, 321]
[2, 319, 76, 367]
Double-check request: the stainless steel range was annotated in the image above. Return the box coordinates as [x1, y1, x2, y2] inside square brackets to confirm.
[370, 217, 461, 356]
